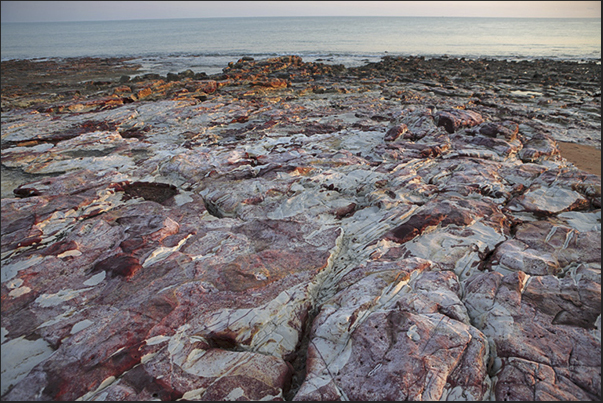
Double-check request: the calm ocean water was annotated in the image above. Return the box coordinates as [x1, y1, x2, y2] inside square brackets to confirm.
[1, 16, 601, 75]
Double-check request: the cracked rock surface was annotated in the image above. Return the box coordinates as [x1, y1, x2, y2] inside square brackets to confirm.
[1, 55, 601, 400]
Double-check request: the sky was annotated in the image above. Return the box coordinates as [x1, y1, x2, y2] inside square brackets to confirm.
[1, 1, 601, 23]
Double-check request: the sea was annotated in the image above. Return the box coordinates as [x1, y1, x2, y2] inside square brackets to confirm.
[1, 16, 601, 76]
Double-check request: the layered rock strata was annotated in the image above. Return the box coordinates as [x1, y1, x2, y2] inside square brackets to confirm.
[1, 55, 601, 401]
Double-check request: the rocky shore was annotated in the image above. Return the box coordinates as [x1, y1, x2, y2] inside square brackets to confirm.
[1, 55, 601, 401]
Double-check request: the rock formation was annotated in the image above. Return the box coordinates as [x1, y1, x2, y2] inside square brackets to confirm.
[1, 55, 600, 401]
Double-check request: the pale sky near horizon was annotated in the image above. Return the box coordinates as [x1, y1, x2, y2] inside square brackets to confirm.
[1, 1, 601, 23]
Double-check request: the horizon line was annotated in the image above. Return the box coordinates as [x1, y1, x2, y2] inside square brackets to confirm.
[3, 14, 602, 24]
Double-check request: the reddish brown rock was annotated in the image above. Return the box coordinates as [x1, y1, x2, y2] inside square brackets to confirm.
[194, 79, 218, 94]
[435, 109, 484, 133]
[477, 121, 519, 140]
[1, 184, 342, 400]
[250, 78, 289, 88]
[384, 123, 408, 141]
[464, 271, 601, 401]
[1, 55, 600, 401]
[295, 259, 491, 401]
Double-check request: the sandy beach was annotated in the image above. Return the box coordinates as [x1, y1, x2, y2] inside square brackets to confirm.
[558, 141, 601, 177]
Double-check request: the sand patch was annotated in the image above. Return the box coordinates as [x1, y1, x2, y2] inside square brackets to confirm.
[558, 142, 601, 177]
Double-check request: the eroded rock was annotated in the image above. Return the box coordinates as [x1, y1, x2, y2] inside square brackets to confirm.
[1, 55, 600, 401]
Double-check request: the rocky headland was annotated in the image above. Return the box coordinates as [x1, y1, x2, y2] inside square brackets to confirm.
[1, 55, 601, 401]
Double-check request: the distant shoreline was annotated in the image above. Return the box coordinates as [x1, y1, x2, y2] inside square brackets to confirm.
[2, 53, 601, 66]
